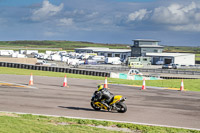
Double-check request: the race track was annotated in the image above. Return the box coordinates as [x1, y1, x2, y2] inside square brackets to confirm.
[0, 74, 200, 130]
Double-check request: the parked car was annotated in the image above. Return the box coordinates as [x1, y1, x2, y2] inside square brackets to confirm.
[111, 60, 122, 65]
[171, 64, 180, 69]
[128, 69, 143, 75]
[162, 64, 173, 69]
[105, 57, 120, 64]
[128, 62, 144, 68]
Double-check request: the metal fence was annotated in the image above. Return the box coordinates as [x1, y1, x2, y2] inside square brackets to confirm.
[0, 62, 110, 77]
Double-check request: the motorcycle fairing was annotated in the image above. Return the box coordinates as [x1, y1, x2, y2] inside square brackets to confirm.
[94, 102, 108, 110]
[109, 95, 122, 105]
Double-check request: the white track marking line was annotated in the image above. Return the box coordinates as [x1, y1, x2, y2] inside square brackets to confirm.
[0, 111, 199, 131]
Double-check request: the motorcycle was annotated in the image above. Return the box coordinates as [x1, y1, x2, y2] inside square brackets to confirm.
[91, 91, 127, 113]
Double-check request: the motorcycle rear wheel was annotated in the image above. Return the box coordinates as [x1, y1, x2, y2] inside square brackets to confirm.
[116, 102, 127, 113]
[91, 102, 101, 111]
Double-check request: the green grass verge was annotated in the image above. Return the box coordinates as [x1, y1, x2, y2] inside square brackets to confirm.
[1, 41, 200, 53]
[196, 57, 200, 61]
[195, 54, 200, 61]
[0, 112, 199, 133]
[179, 69, 200, 71]
[0, 40, 129, 50]
[164, 46, 200, 53]
[0, 48, 69, 53]
[0, 67, 200, 91]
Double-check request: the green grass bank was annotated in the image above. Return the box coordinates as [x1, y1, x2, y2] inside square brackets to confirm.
[0, 40, 129, 50]
[0, 112, 199, 133]
[0, 41, 199, 54]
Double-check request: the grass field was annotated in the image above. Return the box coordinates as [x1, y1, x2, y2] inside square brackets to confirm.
[0, 67, 200, 91]
[0, 112, 199, 133]
[196, 54, 200, 61]
[164, 46, 200, 53]
[196, 56, 200, 61]
[0, 41, 199, 53]
[0, 41, 129, 50]
[0, 48, 71, 53]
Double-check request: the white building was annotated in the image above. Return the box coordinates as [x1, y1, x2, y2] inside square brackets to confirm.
[75, 47, 131, 61]
[25, 50, 38, 55]
[0, 50, 14, 56]
[19, 50, 38, 55]
[146, 53, 195, 65]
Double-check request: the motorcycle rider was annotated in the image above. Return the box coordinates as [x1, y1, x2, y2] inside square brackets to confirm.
[95, 84, 114, 111]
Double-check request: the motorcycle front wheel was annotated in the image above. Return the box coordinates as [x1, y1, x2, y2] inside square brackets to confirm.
[116, 102, 127, 113]
[91, 102, 101, 111]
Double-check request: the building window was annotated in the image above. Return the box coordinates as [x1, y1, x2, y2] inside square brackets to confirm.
[134, 41, 139, 47]
[143, 58, 147, 61]
[108, 53, 112, 57]
[115, 54, 120, 57]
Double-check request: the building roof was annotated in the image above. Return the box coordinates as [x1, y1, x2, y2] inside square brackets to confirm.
[93, 49, 131, 53]
[131, 45, 164, 48]
[133, 39, 160, 42]
[75, 47, 109, 51]
[75, 47, 131, 53]
[146, 53, 194, 57]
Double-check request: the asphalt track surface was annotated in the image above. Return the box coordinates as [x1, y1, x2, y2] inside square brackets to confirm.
[0, 74, 200, 130]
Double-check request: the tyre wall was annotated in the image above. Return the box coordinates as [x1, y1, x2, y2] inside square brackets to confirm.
[0, 62, 110, 77]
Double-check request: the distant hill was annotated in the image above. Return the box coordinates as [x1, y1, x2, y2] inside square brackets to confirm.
[0, 40, 130, 50]
[0, 40, 199, 54]
[164, 46, 200, 54]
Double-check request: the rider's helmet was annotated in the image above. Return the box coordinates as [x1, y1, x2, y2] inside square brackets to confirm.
[97, 84, 104, 91]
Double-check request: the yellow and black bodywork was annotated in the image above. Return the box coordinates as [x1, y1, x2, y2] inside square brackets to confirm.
[91, 93, 127, 113]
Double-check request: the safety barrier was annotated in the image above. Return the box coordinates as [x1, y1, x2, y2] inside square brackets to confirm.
[196, 61, 200, 64]
[137, 68, 200, 75]
[81, 65, 200, 75]
[110, 72, 159, 80]
[159, 76, 196, 79]
[0, 62, 110, 77]
[0, 62, 199, 79]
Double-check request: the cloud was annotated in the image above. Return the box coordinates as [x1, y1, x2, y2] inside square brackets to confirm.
[195, 13, 200, 21]
[126, 1, 200, 23]
[152, 2, 200, 24]
[43, 31, 57, 37]
[128, 9, 150, 21]
[1, 0, 200, 46]
[169, 24, 200, 32]
[86, 12, 99, 18]
[152, 4, 186, 24]
[30, 0, 64, 21]
[123, 1, 200, 33]
[58, 18, 74, 26]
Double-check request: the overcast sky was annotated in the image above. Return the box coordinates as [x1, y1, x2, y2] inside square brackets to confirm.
[0, 0, 200, 46]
